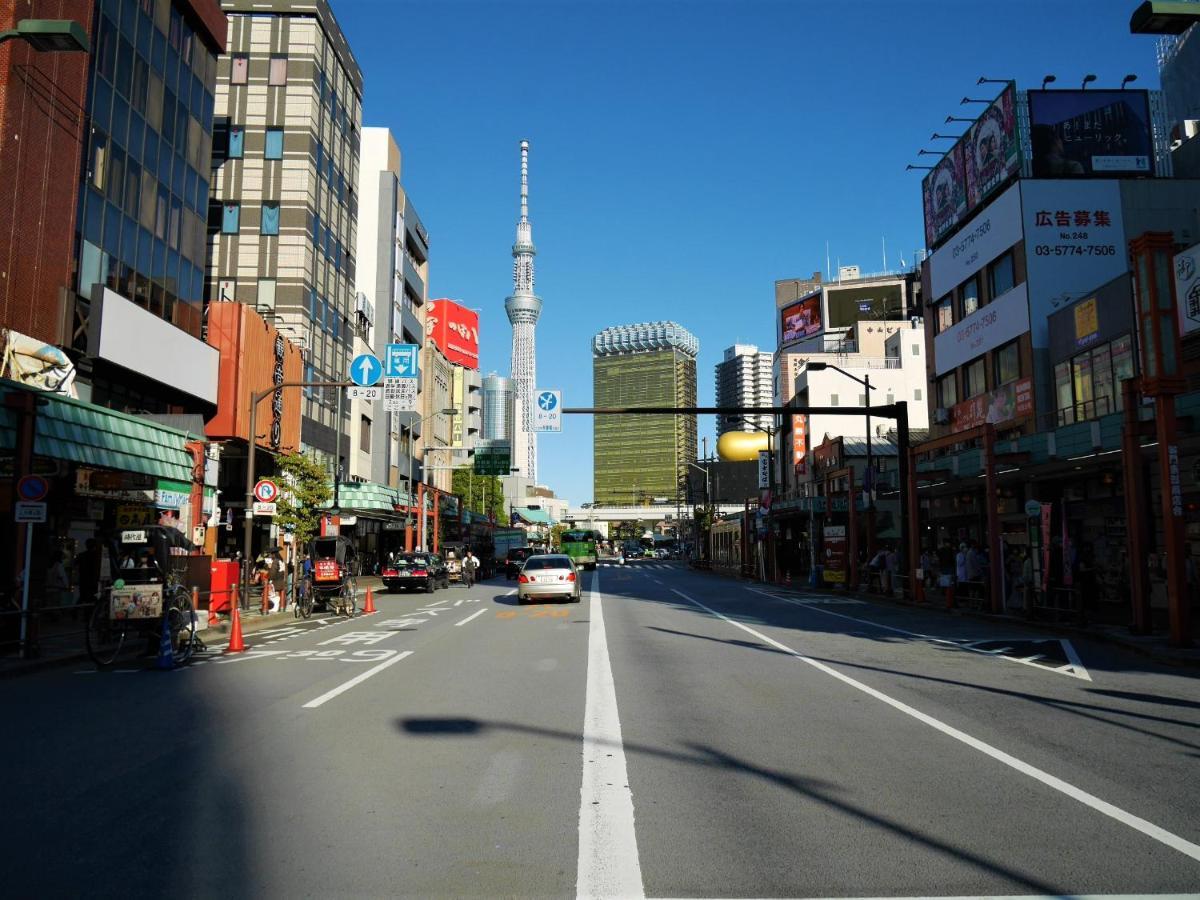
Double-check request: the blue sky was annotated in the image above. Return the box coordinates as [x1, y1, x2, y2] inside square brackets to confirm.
[336, 0, 1160, 505]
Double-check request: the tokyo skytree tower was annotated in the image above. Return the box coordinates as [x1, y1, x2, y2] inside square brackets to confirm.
[505, 140, 541, 483]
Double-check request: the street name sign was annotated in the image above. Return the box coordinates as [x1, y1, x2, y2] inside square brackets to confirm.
[532, 389, 562, 432]
[349, 353, 383, 386]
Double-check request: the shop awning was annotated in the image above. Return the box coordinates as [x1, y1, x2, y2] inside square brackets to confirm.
[0, 380, 196, 481]
[327, 481, 416, 515]
[513, 507, 552, 525]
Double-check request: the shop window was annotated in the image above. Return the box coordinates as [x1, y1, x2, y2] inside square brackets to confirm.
[221, 201, 239, 234]
[964, 357, 986, 398]
[990, 251, 1015, 299]
[935, 296, 954, 334]
[994, 340, 1020, 386]
[961, 276, 980, 318]
[938, 373, 957, 409]
[265, 127, 284, 160]
[269, 55, 288, 86]
[231, 55, 248, 85]
[1072, 353, 1095, 419]
[261, 202, 280, 236]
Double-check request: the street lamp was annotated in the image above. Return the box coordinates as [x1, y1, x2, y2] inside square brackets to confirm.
[804, 361, 877, 511]
[0, 19, 89, 52]
[1041, 74, 1057, 90]
[1081, 73, 1098, 90]
[1121, 73, 1138, 89]
[411, 408, 459, 550]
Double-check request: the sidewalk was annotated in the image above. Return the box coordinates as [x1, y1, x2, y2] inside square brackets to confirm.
[0, 576, 389, 679]
[698, 565, 1200, 670]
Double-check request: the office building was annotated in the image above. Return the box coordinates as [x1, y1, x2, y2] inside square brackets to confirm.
[715, 344, 773, 437]
[592, 321, 698, 505]
[208, 0, 362, 467]
[348, 127, 429, 491]
[482, 373, 515, 444]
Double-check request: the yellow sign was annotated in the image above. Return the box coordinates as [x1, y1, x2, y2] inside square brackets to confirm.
[1074, 297, 1099, 342]
[116, 505, 154, 527]
[823, 569, 846, 584]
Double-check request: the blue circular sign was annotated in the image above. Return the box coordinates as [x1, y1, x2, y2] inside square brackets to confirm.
[538, 391, 558, 411]
[349, 353, 383, 387]
[17, 474, 48, 502]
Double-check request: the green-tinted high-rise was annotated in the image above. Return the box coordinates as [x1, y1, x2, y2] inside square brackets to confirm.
[592, 322, 699, 506]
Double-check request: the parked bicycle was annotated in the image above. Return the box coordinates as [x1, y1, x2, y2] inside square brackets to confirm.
[294, 574, 314, 620]
[85, 526, 197, 668]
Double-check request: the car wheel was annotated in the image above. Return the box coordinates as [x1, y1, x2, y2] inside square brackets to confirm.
[571, 592, 581, 603]
[425, 578, 434, 593]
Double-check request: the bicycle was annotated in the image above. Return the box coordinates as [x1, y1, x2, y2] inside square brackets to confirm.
[294, 575, 314, 619]
[86, 571, 196, 668]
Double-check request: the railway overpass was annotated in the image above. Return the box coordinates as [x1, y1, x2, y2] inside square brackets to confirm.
[562, 503, 746, 528]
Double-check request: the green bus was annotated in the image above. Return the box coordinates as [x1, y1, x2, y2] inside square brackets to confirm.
[560, 529, 602, 570]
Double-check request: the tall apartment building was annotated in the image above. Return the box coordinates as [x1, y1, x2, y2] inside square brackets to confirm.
[715, 344, 773, 437]
[592, 321, 698, 505]
[348, 127, 429, 491]
[481, 373, 515, 443]
[208, 0, 362, 466]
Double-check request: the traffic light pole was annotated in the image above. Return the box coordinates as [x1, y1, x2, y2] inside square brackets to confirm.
[242, 380, 349, 612]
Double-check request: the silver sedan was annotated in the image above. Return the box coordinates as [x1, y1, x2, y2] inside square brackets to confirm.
[517, 554, 582, 603]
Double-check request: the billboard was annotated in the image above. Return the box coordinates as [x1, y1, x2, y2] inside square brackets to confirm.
[1175, 243, 1200, 337]
[922, 143, 967, 247]
[927, 183, 1023, 300]
[965, 84, 1021, 208]
[1020, 180, 1126, 348]
[426, 299, 480, 370]
[933, 283, 1030, 376]
[950, 376, 1034, 430]
[780, 292, 822, 345]
[1028, 89, 1154, 177]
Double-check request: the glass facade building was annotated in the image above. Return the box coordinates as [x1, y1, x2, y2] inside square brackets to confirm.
[76, 0, 219, 362]
[592, 322, 698, 505]
[482, 373, 515, 444]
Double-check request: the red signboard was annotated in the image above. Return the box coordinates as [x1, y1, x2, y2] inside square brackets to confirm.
[951, 376, 1033, 431]
[791, 414, 808, 475]
[427, 299, 480, 370]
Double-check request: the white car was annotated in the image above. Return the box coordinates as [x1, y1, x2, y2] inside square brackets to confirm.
[517, 554, 582, 603]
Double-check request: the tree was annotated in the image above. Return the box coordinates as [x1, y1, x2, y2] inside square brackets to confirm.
[549, 523, 570, 550]
[450, 467, 505, 521]
[275, 451, 332, 552]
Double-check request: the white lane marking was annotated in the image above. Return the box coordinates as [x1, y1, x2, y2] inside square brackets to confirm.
[301, 650, 414, 709]
[675, 588, 1200, 864]
[454, 599, 464, 607]
[745, 587, 1092, 681]
[455, 608, 487, 627]
[577, 569, 645, 899]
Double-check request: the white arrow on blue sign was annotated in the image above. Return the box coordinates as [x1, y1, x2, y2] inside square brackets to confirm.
[384, 343, 419, 378]
[349, 353, 383, 386]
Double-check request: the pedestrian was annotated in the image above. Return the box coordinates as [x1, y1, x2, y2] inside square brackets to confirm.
[463, 550, 478, 588]
[269, 550, 286, 612]
[45, 551, 71, 614]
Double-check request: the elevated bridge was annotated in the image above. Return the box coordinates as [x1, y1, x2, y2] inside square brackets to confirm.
[563, 503, 746, 525]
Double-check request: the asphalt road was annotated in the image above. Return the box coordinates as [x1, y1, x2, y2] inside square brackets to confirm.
[2, 563, 1199, 899]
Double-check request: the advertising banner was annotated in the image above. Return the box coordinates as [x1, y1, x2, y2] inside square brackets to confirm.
[823, 525, 847, 584]
[1021, 180, 1126, 348]
[426, 299, 481, 370]
[780, 292, 823, 346]
[928, 183, 1023, 300]
[933, 282, 1030, 376]
[1174, 242, 1200, 336]
[922, 143, 968, 247]
[758, 451, 771, 489]
[1028, 89, 1154, 177]
[950, 377, 1034, 430]
[791, 414, 808, 475]
[964, 84, 1021, 208]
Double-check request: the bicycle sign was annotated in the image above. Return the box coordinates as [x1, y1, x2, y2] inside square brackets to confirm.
[532, 389, 562, 432]
[254, 479, 279, 503]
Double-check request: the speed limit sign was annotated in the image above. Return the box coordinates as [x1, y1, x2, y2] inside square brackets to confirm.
[254, 479, 279, 503]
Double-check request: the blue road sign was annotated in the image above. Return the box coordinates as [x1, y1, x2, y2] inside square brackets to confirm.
[17, 474, 48, 501]
[537, 391, 558, 411]
[384, 343, 420, 378]
[349, 353, 383, 386]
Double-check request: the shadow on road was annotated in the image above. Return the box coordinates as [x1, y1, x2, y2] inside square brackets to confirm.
[395, 714, 1064, 895]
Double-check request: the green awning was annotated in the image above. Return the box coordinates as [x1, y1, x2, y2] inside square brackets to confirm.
[327, 480, 415, 514]
[0, 380, 196, 481]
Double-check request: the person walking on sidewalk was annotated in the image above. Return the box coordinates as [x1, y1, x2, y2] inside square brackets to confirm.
[269, 550, 287, 612]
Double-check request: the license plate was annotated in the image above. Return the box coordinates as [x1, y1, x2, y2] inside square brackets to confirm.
[538, 576, 556, 583]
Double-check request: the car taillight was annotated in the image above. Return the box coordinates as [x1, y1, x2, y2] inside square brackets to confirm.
[518, 574, 530, 584]
[566, 572, 576, 582]
[413, 569, 427, 576]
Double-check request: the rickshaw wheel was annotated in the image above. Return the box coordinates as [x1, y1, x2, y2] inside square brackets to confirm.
[85, 598, 126, 668]
[167, 589, 197, 665]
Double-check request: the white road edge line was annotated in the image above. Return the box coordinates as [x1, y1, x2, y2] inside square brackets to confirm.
[454, 608, 487, 627]
[675, 588, 1200, 863]
[745, 587, 1093, 681]
[301, 651, 414, 709]
[577, 568, 645, 899]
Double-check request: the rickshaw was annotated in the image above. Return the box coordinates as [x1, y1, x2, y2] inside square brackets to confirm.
[308, 535, 358, 617]
[85, 526, 198, 668]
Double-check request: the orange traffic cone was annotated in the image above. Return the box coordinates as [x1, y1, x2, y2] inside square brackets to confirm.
[226, 605, 246, 653]
[363, 587, 376, 614]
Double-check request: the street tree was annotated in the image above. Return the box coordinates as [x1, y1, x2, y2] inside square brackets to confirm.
[450, 467, 504, 521]
[275, 451, 333, 552]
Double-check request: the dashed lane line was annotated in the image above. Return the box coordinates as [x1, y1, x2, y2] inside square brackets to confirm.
[454, 608, 487, 627]
[301, 650, 414, 709]
[673, 587, 1200, 865]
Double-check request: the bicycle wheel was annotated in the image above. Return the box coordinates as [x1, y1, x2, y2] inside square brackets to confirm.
[166, 589, 196, 665]
[85, 597, 126, 668]
[297, 579, 313, 619]
[340, 580, 356, 618]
